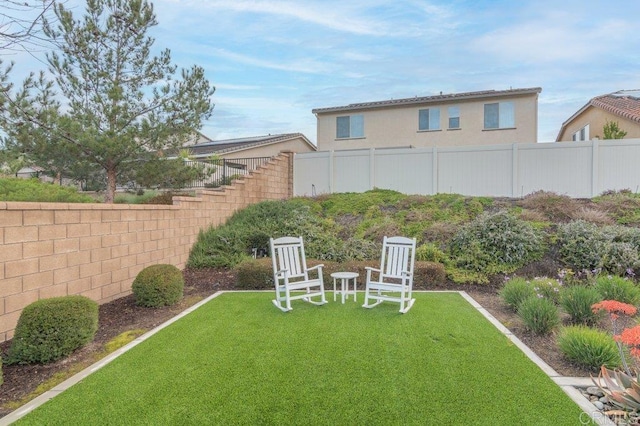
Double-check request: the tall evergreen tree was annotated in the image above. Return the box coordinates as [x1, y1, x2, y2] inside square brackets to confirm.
[2, 0, 214, 202]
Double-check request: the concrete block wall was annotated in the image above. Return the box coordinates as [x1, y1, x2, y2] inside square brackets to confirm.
[0, 153, 293, 342]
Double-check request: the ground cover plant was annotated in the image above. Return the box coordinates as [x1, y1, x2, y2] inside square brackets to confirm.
[14, 292, 586, 425]
[0, 177, 95, 203]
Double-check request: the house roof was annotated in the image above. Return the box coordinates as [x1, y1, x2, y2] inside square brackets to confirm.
[185, 133, 316, 157]
[311, 87, 542, 114]
[556, 90, 640, 141]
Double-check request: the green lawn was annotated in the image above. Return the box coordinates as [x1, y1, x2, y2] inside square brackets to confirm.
[17, 292, 586, 425]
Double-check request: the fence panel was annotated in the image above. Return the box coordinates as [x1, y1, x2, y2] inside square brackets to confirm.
[294, 139, 640, 198]
[437, 146, 513, 196]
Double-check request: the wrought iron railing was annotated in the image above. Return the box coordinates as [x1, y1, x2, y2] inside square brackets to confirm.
[182, 157, 273, 188]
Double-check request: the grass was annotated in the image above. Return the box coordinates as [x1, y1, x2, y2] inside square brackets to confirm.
[16, 292, 585, 425]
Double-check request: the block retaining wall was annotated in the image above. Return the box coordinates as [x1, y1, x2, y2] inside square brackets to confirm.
[0, 153, 293, 342]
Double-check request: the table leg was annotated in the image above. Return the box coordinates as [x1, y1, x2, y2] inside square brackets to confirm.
[333, 277, 337, 302]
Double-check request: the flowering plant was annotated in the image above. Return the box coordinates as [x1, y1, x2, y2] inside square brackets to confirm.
[591, 300, 640, 410]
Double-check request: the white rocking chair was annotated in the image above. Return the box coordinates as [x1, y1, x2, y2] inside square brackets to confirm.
[363, 236, 417, 313]
[270, 236, 327, 312]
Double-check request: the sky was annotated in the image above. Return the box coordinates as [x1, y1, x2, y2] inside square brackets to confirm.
[5, 0, 640, 144]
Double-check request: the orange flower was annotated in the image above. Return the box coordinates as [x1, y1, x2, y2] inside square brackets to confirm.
[592, 300, 638, 317]
[616, 325, 640, 347]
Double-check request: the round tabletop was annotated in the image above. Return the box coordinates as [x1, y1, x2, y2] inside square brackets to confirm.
[330, 271, 359, 279]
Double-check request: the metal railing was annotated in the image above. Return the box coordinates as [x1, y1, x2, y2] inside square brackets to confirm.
[183, 157, 273, 188]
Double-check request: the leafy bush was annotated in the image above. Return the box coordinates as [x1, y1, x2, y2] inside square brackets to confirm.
[557, 326, 620, 370]
[601, 242, 640, 275]
[595, 275, 640, 305]
[559, 285, 603, 325]
[132, 264, 184, 307]
[0, 177, 95, 203]
[449, 211, 544, 277]
[7, 296, 98, 364]
[557, 220, 608, 271]
[234, 258, 274, 289]
[517, 296, 560, 335]
[500, 277, 536, 311]
[415, 243, 448, 264]
[517, 191, 581, 222]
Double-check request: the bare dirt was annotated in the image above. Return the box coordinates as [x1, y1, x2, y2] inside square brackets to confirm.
[0, 268, 591, 418]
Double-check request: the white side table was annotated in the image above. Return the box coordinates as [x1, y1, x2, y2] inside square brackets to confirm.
[331, 272, 358, 303]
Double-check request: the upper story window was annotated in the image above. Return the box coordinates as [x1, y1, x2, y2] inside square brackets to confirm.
[572, 124, 589, 141]
[336, 114, 364, 138]
[484, 101, 514, 129]
[418, 108, 440, 131]
[448, 106, 460, 129]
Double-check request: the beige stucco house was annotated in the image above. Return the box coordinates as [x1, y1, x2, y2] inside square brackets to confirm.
[185, 133, 317, 159]
[556, 90, 640, 142]
[312, 87, 541, 151]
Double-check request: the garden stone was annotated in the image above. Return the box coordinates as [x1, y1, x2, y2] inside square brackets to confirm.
[593, 401, 604, 410]
[587, 386, 604, 397]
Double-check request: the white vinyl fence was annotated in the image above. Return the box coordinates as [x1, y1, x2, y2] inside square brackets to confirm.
[294, 139, 640, 198]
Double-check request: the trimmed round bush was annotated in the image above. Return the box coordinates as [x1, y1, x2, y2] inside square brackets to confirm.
[595, 275, 640, 305]
[7, 296, 98, 365]
[234, 258, 274, 289]
[559, 285, 603, 326]
[500, 277, 536, 311]
[132, 264, 184, 307]
[517, 296, 560, 335]
[557, 326, 620, 371]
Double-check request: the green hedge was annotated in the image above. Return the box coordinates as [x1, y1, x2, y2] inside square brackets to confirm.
[132, 264, 184, 307]
[7, 296, 99, 365]
[233, 258, 446, 290]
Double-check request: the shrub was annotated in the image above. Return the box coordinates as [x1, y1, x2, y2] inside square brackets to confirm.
[415, 243, 448, 264]
[557, 326, 620, 371]
[132, 264, 184, 307]
[601, 242, 640, 276]
[234, 258, 274, 289]
[7, 296, 98, 364]
[500, 277, 536, 311]
[517, 296, 561, 335]
[0, 177, 95, 203]
[559, 285, 603, 325]
[517, 191, 581, 222]
[449, 211, 544, 276]
[531, 277, 562, 304]
[557, 220, 608, 271]
[595, 275, 640, 305]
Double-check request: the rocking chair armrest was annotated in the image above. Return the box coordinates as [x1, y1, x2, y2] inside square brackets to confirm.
[364, 267, 381, 272]
[307, 264, 324, 271]
[274, 269, 289, 278]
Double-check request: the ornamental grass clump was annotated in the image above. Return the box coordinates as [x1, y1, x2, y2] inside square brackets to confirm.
[557, 326, 620, 371]
[517, 296, 560, 335]
[595, 275, 640, 306]
[499, 277, 536, 312]
[132, 264, 184, 307]
[559, 285, 602, 326]
[531, 277, 562, 304]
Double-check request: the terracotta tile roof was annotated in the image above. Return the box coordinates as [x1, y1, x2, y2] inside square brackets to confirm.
[591, 91, 640, 123]
[312, 87, 542, 114]
[185, 133, 315, 157]
[556, 90, 640, 141]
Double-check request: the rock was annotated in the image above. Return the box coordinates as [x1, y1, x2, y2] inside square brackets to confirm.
[593, 401, 604, 410]
[586, 386, 605, 397]
[599, 396, 609, 403]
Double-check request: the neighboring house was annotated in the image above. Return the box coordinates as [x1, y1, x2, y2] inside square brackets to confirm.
[184, 132, 317, 159]
[556, 90, 640, 142]
[312, 87, 542, 151]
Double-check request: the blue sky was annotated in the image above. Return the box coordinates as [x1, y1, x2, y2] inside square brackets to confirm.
[8, 0, 640, 144]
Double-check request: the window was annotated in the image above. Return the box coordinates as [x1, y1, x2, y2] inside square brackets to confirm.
[572, 124, 590, 141]
[484, 101, 514, 129]
[336, 114, 364, 138]
[448, 106, 460, 129]
[418, 108, 440, 131]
